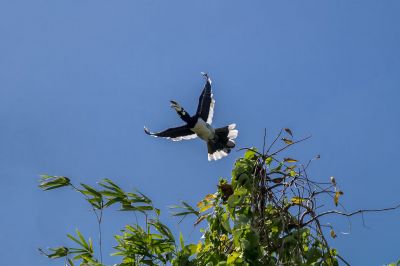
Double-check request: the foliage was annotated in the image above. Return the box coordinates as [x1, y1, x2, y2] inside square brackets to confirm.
[39, 129, 352, 265]
[387, 261, 400, 266]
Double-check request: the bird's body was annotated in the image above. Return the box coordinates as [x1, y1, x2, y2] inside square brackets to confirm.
[144, 73, 238, 161]
[191, 118, 214, 141]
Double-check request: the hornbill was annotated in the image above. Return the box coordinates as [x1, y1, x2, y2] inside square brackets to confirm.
[144, 73, 238, 161]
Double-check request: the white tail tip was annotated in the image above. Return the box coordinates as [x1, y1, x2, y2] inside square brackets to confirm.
[208, 150, 229, 161]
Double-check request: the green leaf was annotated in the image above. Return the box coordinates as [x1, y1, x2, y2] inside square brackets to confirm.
[271, 225, 279, 234]
[67, 229, 90, 251]
[135, 190, 153, 204]
[104, 197, 124, 207]
[77, 230, 89, 250]
[67, 234, 83, 248]
[39, 247, 69, 259]
[179, 232, 184, 248]
[149, 220, 175, 242]
[281, 138, 293, 145]
[221, 212, 231, 233]
[227, 194, 241, 209]
[291, 197, 305, 204]
[289, 170, 297, 177]
[244, 149, 257, 160]
[39, 175, 70, 191]
[98, 178, 124, 194]
[80, 184, 102, 198]
[170, 201, 199, 217]
[185, 244, 197, 255]
[227, 251, 241, 264]
[270, 162, 283, 173]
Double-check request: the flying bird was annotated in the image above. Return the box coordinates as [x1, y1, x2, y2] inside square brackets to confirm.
[144, 73, 238, 161]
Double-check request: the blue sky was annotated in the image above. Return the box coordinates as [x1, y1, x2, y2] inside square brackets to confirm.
[1, 1, 400, 265]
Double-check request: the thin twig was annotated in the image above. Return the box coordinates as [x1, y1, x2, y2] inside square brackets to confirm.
[98, 203, 103, 263]
[266, 128, 283, 155]
[303, 204, 400, 226]
[337, 254, 351, 266]
[262, 128, 267, 155]
[69, 183, 103, 263]
[269, 135, 312, 157]
[236, 147, 263, 156]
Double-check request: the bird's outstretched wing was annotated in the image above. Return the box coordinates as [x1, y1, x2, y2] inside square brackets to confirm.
[196, 73, 215, 124]
[144, 125, 197, 141]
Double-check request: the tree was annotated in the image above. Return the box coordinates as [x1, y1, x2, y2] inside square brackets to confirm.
[38, 129, 398, 265]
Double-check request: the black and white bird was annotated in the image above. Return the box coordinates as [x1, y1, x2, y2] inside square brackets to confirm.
[144, 73, 238, 161]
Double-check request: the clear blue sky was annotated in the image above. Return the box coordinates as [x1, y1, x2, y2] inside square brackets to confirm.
[1, 1, 400, 265]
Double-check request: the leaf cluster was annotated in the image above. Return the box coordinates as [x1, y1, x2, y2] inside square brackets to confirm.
[39, 130, 350, 266]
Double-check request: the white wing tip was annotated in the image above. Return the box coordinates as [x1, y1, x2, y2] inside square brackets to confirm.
[227, 124, 238, 139]
[228, 124, 236, 130]
[144, 126, 152, 135]
[201, 72, 212, 84]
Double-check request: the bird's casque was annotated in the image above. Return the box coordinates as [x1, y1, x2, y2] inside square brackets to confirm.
[144, 73, 238, 161]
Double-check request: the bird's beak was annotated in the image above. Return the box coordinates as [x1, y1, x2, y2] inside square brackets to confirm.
[170, 100, 178, 107]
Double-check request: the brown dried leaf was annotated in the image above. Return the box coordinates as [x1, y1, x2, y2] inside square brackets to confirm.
[271, 177, 283, 184]
[284, 157, 298, 163]
[194, 214, 209, 226]
[285, 165, 296, 172]
[330, 229, 337, 239]
[284, 128, 293, 137]
[218, 183, 234, 201]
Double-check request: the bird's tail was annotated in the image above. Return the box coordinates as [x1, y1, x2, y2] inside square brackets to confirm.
[207, 124, 238, 161]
